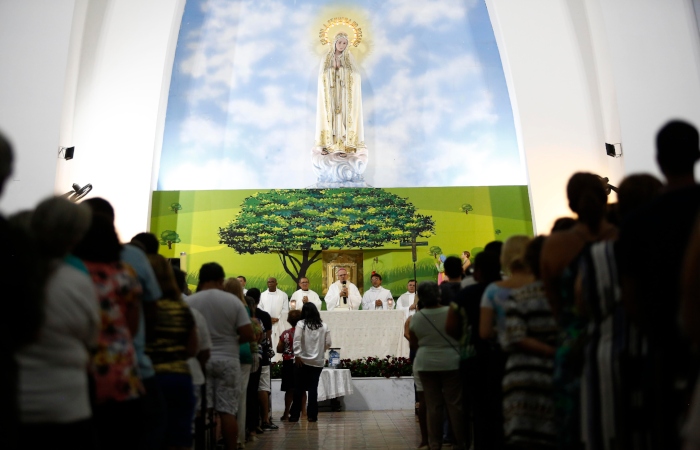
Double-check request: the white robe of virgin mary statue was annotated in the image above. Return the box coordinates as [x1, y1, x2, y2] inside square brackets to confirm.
[314, 41, 366, 154]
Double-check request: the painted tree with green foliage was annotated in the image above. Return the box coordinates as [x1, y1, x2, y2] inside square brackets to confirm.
[160, 230, 181, 249]
[218, 188, 435, 284]
[170, 203, 182, 214]
[460, 203, 473, 214]
[429, 246, 443, 258]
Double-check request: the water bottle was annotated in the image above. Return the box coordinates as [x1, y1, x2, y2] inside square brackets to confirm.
[329, 348, 340, 369]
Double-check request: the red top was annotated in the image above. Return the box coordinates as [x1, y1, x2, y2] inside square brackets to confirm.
[280, 328, 295, 361]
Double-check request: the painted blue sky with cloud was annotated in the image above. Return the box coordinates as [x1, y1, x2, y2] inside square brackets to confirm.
[158, 0, 525, 190]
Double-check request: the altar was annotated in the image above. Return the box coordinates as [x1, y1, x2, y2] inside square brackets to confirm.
[276, 310, 410, 361]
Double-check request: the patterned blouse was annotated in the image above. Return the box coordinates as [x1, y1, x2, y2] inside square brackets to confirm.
[84, 261, 143, 404]
[147, 297, 194, 375]
[280, 328, 295, 361]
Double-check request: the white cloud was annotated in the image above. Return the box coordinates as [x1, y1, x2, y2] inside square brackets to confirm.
[180, 116, 227, 146]
[160, 157, 259, 190]
[450, 89, 499, 130]
[177, 0, 317, 107]
[421, 136, 527, 187]
[385, 0, 477, 27]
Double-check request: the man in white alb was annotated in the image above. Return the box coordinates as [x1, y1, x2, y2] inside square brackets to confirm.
[396, 279, 417, 317]
[325, 267, 362, 310]
[361, 273, 394, 310]
[289, 277, 322, 311]
[259, 277, 289, 353]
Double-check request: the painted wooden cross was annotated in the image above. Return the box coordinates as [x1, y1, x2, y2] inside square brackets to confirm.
[400, 234, 428, 282]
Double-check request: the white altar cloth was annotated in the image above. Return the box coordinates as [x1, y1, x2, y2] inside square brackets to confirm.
[317, 368, 353, 401]
[277, 310, 410, 361]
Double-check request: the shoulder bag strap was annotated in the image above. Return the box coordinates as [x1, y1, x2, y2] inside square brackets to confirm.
[418, 310, 460, 355]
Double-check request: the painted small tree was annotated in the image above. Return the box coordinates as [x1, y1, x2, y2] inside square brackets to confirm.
[460, 203, 473, 215]
[218, 188, 435, 284]
[429, 246, 443, 258]
[160, 230, 181, 249]
[170, 203, 182, 214]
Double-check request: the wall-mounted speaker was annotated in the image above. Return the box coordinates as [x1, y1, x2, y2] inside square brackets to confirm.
[605, 143, 622, 158]
[605, 143, 615, 157]
[59, 146, 75, 160]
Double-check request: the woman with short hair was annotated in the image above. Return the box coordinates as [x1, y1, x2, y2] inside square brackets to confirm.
[277, 309, 304, 421]
[409, 281, 466, 450]
[16, 197, 100, 450]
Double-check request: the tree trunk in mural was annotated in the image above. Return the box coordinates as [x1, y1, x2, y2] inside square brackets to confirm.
[277, 250, 323, 285]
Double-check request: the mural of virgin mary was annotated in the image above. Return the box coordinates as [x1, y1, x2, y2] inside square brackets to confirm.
[314, 32, 366, 154]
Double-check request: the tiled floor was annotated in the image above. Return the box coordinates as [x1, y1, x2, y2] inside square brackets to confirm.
[244, 410, 423, 449]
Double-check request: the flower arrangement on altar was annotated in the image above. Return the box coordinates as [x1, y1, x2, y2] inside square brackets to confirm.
[271, 355, 413, 379]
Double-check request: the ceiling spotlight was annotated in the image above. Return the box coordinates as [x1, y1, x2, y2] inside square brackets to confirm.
[61, 183, 92, 202]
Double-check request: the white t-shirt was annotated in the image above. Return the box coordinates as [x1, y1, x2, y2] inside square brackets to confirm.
[187, 308, 212, 386]
[17, 262, 100, 423]
[293, 320, 332, 367]
[290, 289, 322, 310]
[186, 289, 250, 360]
[361, 286, 393, 310]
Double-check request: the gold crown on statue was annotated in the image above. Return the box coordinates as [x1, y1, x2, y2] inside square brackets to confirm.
[319, 17, 362, 47]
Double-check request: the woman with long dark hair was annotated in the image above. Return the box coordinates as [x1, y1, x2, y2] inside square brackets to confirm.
[72, 213, 144, 450]
[288, 303, 331, 423]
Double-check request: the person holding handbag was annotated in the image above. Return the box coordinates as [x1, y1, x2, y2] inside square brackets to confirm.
[288, 303, 331, 423]
[409, 281, 466, 450]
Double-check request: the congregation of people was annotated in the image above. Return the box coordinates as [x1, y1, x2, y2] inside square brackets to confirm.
[3, 119, 700, 450]
[404, 120, 700, 450]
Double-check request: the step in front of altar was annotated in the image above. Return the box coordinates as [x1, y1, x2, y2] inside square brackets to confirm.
[271, 376, 414, 411]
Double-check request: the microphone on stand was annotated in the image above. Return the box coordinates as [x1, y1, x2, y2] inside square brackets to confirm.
[342, 280, 347, 305]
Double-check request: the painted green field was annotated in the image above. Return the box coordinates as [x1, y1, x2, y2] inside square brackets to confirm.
[150, 186, 532, 296]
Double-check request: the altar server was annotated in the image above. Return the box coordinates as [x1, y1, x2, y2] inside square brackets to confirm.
[396, 279, 417, 317]
[289, 277, 322, 311]
[361, 273, 394, 310]
[259, 277, 289, 352]
[325, 267, 361, 310]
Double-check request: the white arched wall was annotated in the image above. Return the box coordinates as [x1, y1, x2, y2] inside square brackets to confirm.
[597, 0, 700, 177]
[2, 0, 700, 239]
[0, 0, 76, 214]
[53, 0, 185, 241]
[486, 0, 700, 233]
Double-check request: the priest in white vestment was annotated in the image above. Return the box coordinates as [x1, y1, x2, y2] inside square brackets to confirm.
[361, 273, 394, 311]
[396, 279, 417, 317]
[289, 277, 322, 311]
[325, 267, 361, 310]
[259, 277, 289, 350]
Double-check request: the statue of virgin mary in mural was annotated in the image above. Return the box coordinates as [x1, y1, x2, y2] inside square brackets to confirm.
[312, 31, 368, 187]
[315, 32, 366, 154]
